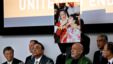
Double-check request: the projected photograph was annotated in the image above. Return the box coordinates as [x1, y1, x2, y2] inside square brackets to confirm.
[54, 2, 81, 43]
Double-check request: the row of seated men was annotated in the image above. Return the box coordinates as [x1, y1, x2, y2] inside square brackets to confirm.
[2, 34, 113, 64]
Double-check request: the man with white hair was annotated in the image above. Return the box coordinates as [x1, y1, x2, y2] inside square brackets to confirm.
[66, 43, 92, 64]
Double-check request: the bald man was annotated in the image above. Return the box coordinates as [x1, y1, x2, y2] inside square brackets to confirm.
[66, 43, 92, 64]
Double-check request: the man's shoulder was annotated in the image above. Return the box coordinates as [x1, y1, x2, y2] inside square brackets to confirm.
[26, 55, 32, 59]
[80, 56, 92, 64]
[41, 55, 54, 63]
[94, 50, 100, 55]
[13, 58, 23, 63]
[42, 55, 53, 61]
[14, 58, 21, 61]
[2, 58, 22, 64]
[65, 58, 73, 64]
[25, 55, 34, 64]
[2, 62, 7, 64]
[82, 56, 90, 60]
[2, 58, 23, 64]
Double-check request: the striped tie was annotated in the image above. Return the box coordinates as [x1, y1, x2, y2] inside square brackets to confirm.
[35, 61, 39, 64]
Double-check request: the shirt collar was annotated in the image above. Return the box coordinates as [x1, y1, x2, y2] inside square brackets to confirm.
[7, 60, 13, 64]
[108, 57, 113, 64]
[35, 56, 42, 63]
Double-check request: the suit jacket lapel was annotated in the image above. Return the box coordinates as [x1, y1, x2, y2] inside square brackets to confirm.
[4, 62, 7, 64]
[12, 58, 15, 64]
[31, 57, 35, 64]
[39, 55, 46, 64]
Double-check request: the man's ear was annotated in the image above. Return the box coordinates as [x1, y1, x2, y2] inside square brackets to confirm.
[79, 49, 83, 54]
[42, 50, 44, 53]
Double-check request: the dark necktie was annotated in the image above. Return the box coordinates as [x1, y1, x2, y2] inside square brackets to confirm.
[108, 62, 111, 64]
[99, 52, 102, 64]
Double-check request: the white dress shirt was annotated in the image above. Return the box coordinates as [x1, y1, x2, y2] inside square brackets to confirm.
[34, 56, 42, 64]
[7, 61, 13, 64]
[108, 57, 113, 64]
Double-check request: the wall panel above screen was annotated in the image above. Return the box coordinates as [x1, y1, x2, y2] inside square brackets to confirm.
[80, 0, 113, 33]
[81, 0, 113, 24]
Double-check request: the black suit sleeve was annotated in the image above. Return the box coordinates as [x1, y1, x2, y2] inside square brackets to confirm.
[2, 62, 7, 64]
[25, 57, 29, 64]
[40, 55, 54, 64]
[25, 56, 34, 64]
[47, 59, 54, 64]
[93, 52, 97, 64]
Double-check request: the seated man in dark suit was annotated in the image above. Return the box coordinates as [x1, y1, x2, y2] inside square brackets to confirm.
[32, 41, 54, 64]
[93, 34, 108, 64]
[2, 46, 24, 64]
[25, 40, 38, 64]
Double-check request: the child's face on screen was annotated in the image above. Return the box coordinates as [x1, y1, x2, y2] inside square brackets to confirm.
[67, 16, 75, 27]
